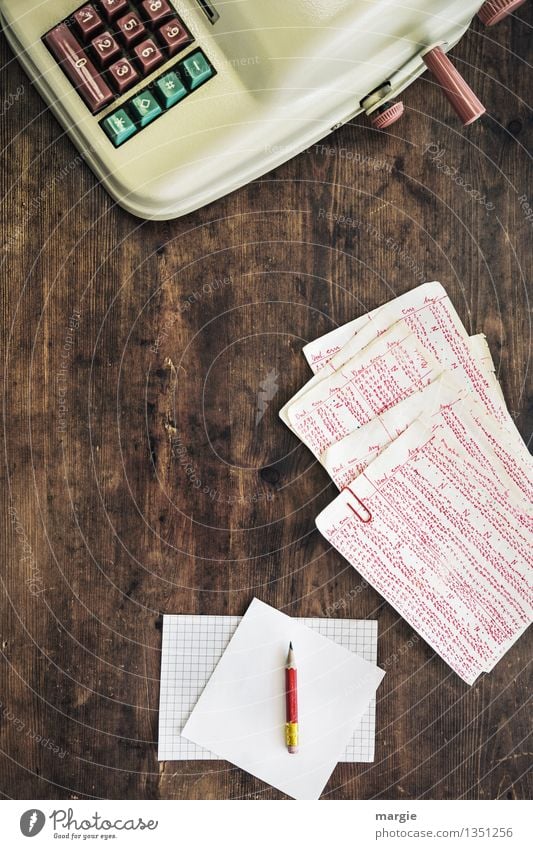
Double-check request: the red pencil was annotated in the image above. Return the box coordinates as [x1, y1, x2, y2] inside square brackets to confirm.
[285, 641, 299, 753]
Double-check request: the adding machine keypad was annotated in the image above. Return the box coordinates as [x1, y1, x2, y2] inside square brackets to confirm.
[43, 1, 216, 146]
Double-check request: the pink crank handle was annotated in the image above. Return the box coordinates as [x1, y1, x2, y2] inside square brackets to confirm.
[478, 0, 527, 26]
[423, 46, 485, 126]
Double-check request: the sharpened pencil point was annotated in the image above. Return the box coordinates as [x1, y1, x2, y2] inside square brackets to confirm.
[289, 641, 293, 650]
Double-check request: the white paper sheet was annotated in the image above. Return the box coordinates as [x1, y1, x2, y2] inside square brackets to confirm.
[423, 390, 533, 510]
[280, 285, 436, 427]
[286, 323, 441, 458]
[316, 420, 533, 685]
[322, 284, 509, 425]
[279, 331, 494, 431]
[301, 285, 438, 373]
[181, 599, 385, 800]
[286, 283, 510, 435]
[158, 615, 380, 762]
[321, 373, 464, 488]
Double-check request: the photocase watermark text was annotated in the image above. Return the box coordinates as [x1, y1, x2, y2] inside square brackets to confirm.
[4, 151, 92, 250]
[50, 807, 158, 833]
[518, 194, 533, 226]
[165, 425, 274, 505]
[423, 142, 495, 211]
[57, 310, 82, 437]
[151, 276, 233, 354]
[8, 505, 47, 597]
[256, 370, 279, 425]
[318, 208, 426, 282]
[0, 84, 24, 117]
[324, 580, 369, 616]
[0, 699, 67, 759]
[264, 142, 393, 173]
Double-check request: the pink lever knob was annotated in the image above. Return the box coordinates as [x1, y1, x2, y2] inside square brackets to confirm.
[478, 0, 526, 25]
[370, 101, 405, 129]
[423, 46, 486, 126]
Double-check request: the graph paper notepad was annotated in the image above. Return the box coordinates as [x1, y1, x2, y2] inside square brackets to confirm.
[158, 615, 379, 763]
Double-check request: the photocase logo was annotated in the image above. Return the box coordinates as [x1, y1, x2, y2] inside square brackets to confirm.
[256, 369, 279, 425]
[20, 810, 46, 837]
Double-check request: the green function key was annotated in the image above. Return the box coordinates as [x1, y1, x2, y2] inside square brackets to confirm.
[154, 71, 187, 108]
[130, 90, 162, 127]
[180, 50, 214, 90]
[101, 108, 137, 146]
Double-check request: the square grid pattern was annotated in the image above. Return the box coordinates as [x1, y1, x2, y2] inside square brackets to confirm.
[158, 615, 379, 763]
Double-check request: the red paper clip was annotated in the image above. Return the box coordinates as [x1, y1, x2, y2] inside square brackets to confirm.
[344, 486, 372, 523]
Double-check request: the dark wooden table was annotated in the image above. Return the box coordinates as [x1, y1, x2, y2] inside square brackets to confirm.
[1, 9, 531, 801]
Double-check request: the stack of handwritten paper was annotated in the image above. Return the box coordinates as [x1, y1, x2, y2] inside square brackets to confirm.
[281, 282, 533, 685]
[159, 599, 385, 800]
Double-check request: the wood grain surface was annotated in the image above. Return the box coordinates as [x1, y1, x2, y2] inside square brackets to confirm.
[1, 8, 531, 800]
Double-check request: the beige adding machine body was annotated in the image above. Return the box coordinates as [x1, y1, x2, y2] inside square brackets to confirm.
[0, 0, 506, 219]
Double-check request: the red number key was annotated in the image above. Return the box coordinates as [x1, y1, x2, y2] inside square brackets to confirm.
[44, 23, 113, 114]
[99, 0, 129, 21]
[133, 38, 164, 75]
[72, 5, 104, 41]
[90, 30, 122, 68]
[116, 12, 146, 48]
[140, 0, 173, 26]
[108, 57, 139, 93]
[157, 17, 192, 57]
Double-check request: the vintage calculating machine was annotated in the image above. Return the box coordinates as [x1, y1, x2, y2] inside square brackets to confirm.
[0, 0, 526, 219]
